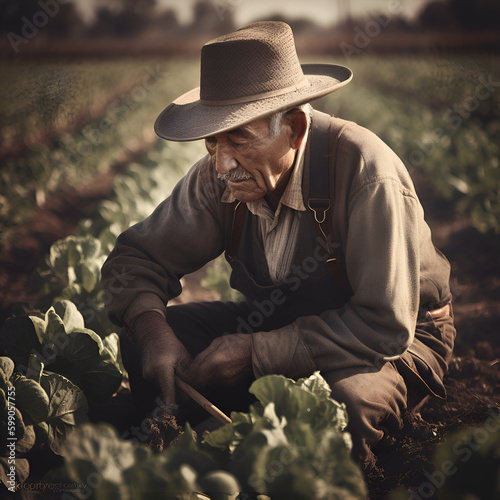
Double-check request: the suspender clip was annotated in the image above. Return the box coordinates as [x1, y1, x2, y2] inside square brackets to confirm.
[307, 198, 330, 224]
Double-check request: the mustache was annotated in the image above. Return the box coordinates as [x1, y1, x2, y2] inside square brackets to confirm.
[217, 169, 253, 182]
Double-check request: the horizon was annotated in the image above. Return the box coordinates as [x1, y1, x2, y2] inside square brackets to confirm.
[76, 0, 431, 27]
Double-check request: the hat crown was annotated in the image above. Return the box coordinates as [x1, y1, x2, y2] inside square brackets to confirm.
[200, 21, 307, 104]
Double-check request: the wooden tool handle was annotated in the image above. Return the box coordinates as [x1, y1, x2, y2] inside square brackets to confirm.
[175, 376, 232, 424]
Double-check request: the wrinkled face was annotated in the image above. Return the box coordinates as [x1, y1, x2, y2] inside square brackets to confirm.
[205, 116, 296, 203]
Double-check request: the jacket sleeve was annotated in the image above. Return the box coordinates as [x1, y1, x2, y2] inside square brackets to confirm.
[101, 155, 225, 327]
[251, 128, 425, 378]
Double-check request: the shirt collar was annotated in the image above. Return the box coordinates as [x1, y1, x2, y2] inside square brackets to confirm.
[221, 123, 310, 212]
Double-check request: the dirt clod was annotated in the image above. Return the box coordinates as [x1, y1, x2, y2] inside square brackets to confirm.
[143, 408, 187, 453]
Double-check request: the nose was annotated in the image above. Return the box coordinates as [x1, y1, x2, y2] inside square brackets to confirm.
[215, 140, 238, 175]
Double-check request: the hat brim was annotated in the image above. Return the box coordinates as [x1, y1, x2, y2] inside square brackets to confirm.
[154, 63, 352, 142]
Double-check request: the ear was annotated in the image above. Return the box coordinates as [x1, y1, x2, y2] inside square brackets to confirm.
[287, 109, 308, 150]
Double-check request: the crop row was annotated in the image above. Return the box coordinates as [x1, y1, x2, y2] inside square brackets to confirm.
[339, 54, 500, 119]
[322, 55, 500, 234]
[0, 59, 165, 154]
[0, 58, 200, 240]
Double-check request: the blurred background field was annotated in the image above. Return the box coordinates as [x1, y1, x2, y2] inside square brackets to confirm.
[1, 53, 498, 240]
[0, 0, 499, 239]
[0, 1, 499, 499]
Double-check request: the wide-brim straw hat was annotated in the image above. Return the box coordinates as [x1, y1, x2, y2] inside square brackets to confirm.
[155, 21, 352, 142]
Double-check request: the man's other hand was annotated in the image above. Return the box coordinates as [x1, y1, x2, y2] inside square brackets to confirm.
[131, 311, 192, 406]
[188, 334, 253, 388]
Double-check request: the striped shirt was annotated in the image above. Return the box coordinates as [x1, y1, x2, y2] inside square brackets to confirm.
[222, 126, 310, 282]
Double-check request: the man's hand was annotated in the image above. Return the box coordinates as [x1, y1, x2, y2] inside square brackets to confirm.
[188, 334, 253, 388]
[131, 311, 192, 406]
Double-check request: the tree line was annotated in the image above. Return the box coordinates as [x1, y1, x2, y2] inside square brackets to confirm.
[1, 0, 499, 41]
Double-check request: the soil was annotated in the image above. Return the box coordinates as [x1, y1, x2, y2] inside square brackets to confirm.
[142, 407, 186, 453]
[0, 164, 499, 499]
[366, 171, 500, 500]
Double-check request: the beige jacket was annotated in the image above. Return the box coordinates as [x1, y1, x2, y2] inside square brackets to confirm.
[101, 114, 453, 392]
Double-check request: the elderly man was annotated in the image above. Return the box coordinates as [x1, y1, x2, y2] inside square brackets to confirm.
[101, 21, 455, 471]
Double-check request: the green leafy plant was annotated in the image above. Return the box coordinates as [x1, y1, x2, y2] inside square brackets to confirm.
[200, 256, 245, 302]
[323, 55, 500, 234]
[0, 300, 122, 405]
[0, 355, 89, 489]
[432, 424, 500, 500]
[33, 235, 116, 336]
[55, 422, 219, 500]
[204, 372, 364, 499]
[54, 372, 367, 500]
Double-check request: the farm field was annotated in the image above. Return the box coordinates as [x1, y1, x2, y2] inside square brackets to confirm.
[0, 52, 499, 500]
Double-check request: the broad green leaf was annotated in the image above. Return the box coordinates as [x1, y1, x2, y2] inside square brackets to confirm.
[40, 371, 88, 454]
[43, 308, 67, 346]
[296, 371, 332, 399]
[49, 301, 103, 351]
[4, 302, 118, 405]
[124, 455, 195, 498]
[249, 444, 306, 495]
[61, 423, 136, 483]
[45, 237, 106, 298]
[249, 373, 348, 433]
[101, 333, 119, 364]
[59, 423, 176, 499]
[52, 330, 121, 404]
[80, 262, 99, 293]
[0, 357, 14, 389]
[310, 429, 366, 499]
[52, 300, 85, 333]
[249, 375, 295, 414]
[202, 421, 236, 450]
[13, 373, 50, 425]
[74, 328, 104, 353]
[249, 375, 318, 422]
[282, 419, 319, 455]
[259, 403, 289, 448]
[67, 265, 77, 286]
[16, 424, 36, 456]
[48, 236, 102, 276]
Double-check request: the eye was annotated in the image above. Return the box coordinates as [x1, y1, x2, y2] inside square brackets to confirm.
[230, 140, 245, 149]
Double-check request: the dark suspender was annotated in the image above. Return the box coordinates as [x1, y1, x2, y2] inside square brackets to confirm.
[308, 110, 353, 296]
[228, 111, 352, 296]
[228, 201, 246, 263]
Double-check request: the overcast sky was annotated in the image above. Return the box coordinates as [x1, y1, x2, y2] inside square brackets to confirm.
[78, 0, 431, 26]
[159, 0, 430, 25]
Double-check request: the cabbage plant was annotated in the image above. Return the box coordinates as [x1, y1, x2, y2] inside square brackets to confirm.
[33, 235, 116, 336]
[54, 372, 367, 500]
[0, 355, 88, 488]
[0, 300, 122, 405]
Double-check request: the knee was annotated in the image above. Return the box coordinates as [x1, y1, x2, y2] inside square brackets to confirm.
[323, 366, 407, 445]
[328, 381, 374, 436]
